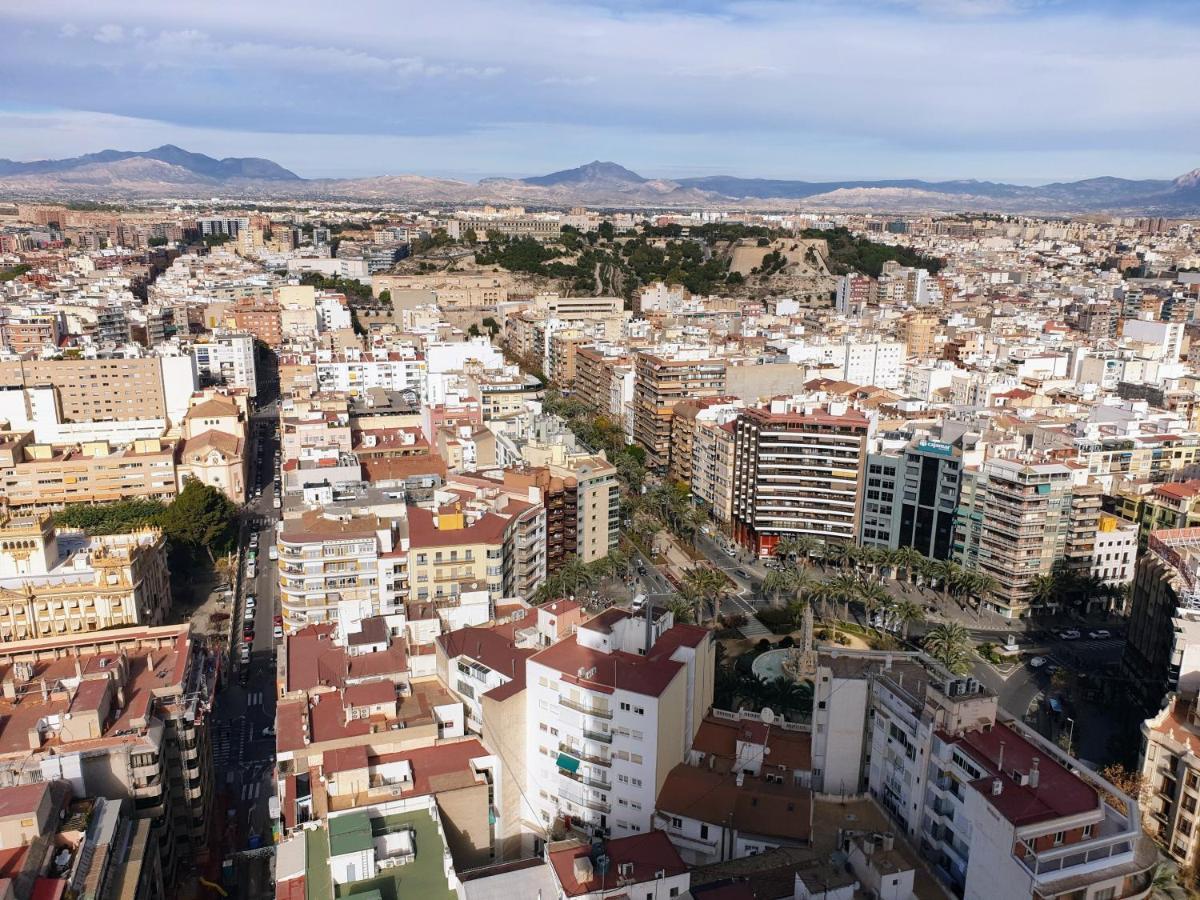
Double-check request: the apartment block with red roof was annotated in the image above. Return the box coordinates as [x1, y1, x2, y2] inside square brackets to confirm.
[545, 829, 689, 900]
[525, 608, 714, 842]
[867, 655, 1156, 899]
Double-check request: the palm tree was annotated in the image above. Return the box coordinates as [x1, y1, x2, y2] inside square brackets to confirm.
[931, 559, 961, 603]
[761, 569, 796, 608]
[773, 537, 803, 564]
[924, 622, 973, 674]
[663, 594, 695, 624]
[792, 535, 821, 569]
[1148, 861, 1189, 900]
[683, 565, 728, 624]
[766, 677, 812, 719]
[824, 541, 856, 572]
[892, 600, 925, 640]
[964, 573, 1000, 611]
[785, 597, 809, 630]
[1031, 573, 1059, 610]
[893, 547, 925, 585]
[558, 558, 599, 597]
[856, 579, 891, 626]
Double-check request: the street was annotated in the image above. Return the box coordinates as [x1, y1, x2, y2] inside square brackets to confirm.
[213, 385, 282, 899]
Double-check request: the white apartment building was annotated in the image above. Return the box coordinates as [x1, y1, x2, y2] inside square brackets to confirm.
[524, 609, 714, 841]
[191, 332, 257, 398]
[843, 340, 905, 390]
[314, 350, 426, 401]
[866, 659, 1155, 900]
[315, 295, 352, 333]
[1123, 318, 1185, 364]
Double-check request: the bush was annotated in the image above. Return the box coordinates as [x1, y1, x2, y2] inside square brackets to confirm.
[757, 607, 796, 634]
[720, 613, 747, 629]
[778, 636, 795, 649]
[755, 638, 772, 654]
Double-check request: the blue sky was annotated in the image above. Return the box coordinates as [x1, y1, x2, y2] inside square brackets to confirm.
[1, 0, 1197, 183]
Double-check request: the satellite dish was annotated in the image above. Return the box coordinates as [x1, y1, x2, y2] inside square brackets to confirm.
[761, 707, 775, 725]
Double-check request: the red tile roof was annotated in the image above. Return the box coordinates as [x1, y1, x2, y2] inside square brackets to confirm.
[549, 831, 687, 897]
[406, 505, 509, 548]
[955, 722, 1098, 827]
[530, 634, 684, 698]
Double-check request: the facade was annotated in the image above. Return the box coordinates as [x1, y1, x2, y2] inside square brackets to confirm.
[0, 625, 216, 881]
[1140, 692, 1200, 871]
[0, 432, 178, 510]
[692, 420, 737, 527]
[1123, 528, 1200, 713]
[524, 609, 714, 841]
[866, 658, 1155, 900]
[0, 355, 197, 425]
[859, 436, 965, 559]
[632, 352, 727, 472]
[406, 504, 506, 612]
[954, 458, 1095, 617]
[731, 400, 870, 557]
[190, 332, 257, 398]
[0, 513, 172, 642]
[175, 391, 248, 502]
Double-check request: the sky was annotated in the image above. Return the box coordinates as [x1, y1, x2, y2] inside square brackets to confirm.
[1, 0, 1198, 184]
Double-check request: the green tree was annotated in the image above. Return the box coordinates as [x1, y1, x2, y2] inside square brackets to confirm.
[923, 623, 973, 674]
[377, 289, 392, 304]
[463, 227, 478, 245]
[597, 221, 615, 241]
[156, 480, 238, 562]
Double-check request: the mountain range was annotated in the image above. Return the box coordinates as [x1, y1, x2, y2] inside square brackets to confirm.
[1, 148, 1199, 214]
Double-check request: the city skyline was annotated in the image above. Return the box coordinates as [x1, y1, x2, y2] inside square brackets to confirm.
[3, 0, 1199, 182]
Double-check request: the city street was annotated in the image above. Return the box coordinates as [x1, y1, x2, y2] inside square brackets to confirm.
[213, 380, 282, 899]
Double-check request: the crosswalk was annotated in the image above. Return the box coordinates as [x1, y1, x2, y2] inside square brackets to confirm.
[739, 616, 774, 640]
[246, 691, 264, 707]
[241, 782, 262, 801]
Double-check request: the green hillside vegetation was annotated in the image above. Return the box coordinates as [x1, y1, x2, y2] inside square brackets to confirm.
[0, 265, 32, 282]
[800, 227, 943, 277]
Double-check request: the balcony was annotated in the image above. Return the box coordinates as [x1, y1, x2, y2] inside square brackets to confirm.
[1014, 832, 1137, 879]
[582, 727, 613, 744]
[561, 791, 611, 815]
[559, 696, 612, 719]
[558, 742, 611, 768]
[560, 768, 612, 791]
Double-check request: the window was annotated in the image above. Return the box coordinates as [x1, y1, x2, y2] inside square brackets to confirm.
[700, 824, 709, 839]
[670, 816, 682, 828]
[1053, 831, 1065, 846]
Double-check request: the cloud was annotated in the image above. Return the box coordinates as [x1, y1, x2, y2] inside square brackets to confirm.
[59, 22, 78, 38]
[92, 23, 124, 43]
[0, 0, 1197, 181]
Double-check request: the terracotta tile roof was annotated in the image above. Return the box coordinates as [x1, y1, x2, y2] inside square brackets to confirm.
[954, 721, 1098, 827]
[530, 633, 684, 698]
[548, 831, 687, 897]
[406, 504, 508, 548]
[360, 454, 447, 483]
[656, 764, 812, 843]
[437, 626, 535, 684]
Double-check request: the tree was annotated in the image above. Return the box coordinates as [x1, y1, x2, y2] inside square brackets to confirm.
[891, 600, 925, 640]
[377, 289, 392, 304]
[923, 623, 973, 674]
[684, 565, 729, 625]
[893, 547, 925, 585]
[598, 221, 615, 241]
[1099, 763, 1143, 816]
[157, 480, 238, 562]
[824, 541, 855, 571]
[1148, 862, 1189, 900]
[467, 323, 482, 338]
[463, 227, 478, 245]
[856, 579, 891, 625]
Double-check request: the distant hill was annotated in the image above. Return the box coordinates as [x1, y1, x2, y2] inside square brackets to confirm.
[1, 146, 1199, 213]
[0, 144, 300, 181]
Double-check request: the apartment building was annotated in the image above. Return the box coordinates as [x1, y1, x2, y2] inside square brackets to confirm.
[954, 458, 1094, 618]
[574, 345, 629, 415]
[1140, 692, 1200, 872]
[524, 609, 714, 841]
[0, 431, 178, 509]
[859, 435, 968, 559]
[277, 510, 393, 633]
[692, 419, 737, 527]
[572, 456, 620, 564]
[465, 368, 543, 422]
[1110, 480, 1200, 536]
[546, 831, 690, 900]
[633, 351, 728, 472]
[0, 354, 197, 425]
[0, 513, 172, 642]
[406, 504, 506, 613]
[0, 625, 217, 881]
[1123, 528, 1200, 713]
[190, 331, 257, 397]
[0, 313, 61, 353]
[866, 658, 1155, 900]
[313, 349, 427, 400]
[901, 311, 938, 358]
[731, 400, 870, 556]
[668, 397, 740, 487]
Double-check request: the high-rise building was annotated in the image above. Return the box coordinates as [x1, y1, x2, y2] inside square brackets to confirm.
[1140, 691, 1200, 871]
[1123, 528, 1200, 713]
[190, 332, 257, 398]
[954, 459, 1100, 618]
[632, 351, 727, 472]
[731, 400, 869, 556]
[524, 609, 714, 840]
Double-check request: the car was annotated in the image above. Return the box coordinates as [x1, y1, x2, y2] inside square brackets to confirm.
[239, 646, 251, 664]
[261, 726, 276, 737]
[735, 568, 751, 579]
[268, 546, 278, 561]
[246, 564, 256, 579]
[1088, 629, 1111, 640]
[243, 632, 254, 644]
[273, 615, 283, 626]
[1029, 656, 1047, 668]
[243, 608, 255, 622]
[273, 625, 284, 639]
[249, 534, 259, 546]
[1060, 629, 1081, 640]
[254, 488, 262, 498]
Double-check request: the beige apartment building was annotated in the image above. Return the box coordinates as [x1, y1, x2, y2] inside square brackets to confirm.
[0, 513, 172, 642]
[692, 418, 737, 526]
[0, 625, 216, 879]
[574, 345, 628, 414]
[0, 431, 178, 509]
[0, 356, 175, 423]
[407, 505, 507, 606]
[1141, 692, 1200, 871]
[633, 351, 728, 472]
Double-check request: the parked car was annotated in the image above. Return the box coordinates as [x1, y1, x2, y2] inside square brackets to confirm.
[1088, 629, 1111, 640]
[1029, 656, 1047, 668]
[268, 546, 278, 561]
[273, 625, 284, 640]
[1060, 629, 1081, 640]
[245, 595, 256, 608]
[239, 646, 251, 664]
[735, 568, 751, 579]
[273, 615, 283, 627]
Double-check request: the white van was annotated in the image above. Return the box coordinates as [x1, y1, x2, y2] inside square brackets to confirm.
[268, 546, 278, 561]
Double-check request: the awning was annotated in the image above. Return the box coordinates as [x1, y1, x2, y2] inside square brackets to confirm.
[556, 753, 580, 773]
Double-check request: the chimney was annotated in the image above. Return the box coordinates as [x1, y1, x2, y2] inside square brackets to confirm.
[1029, 756, 1040, 790]
[992, 778, 1004, 796]
[997, 741, 1005, 774]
